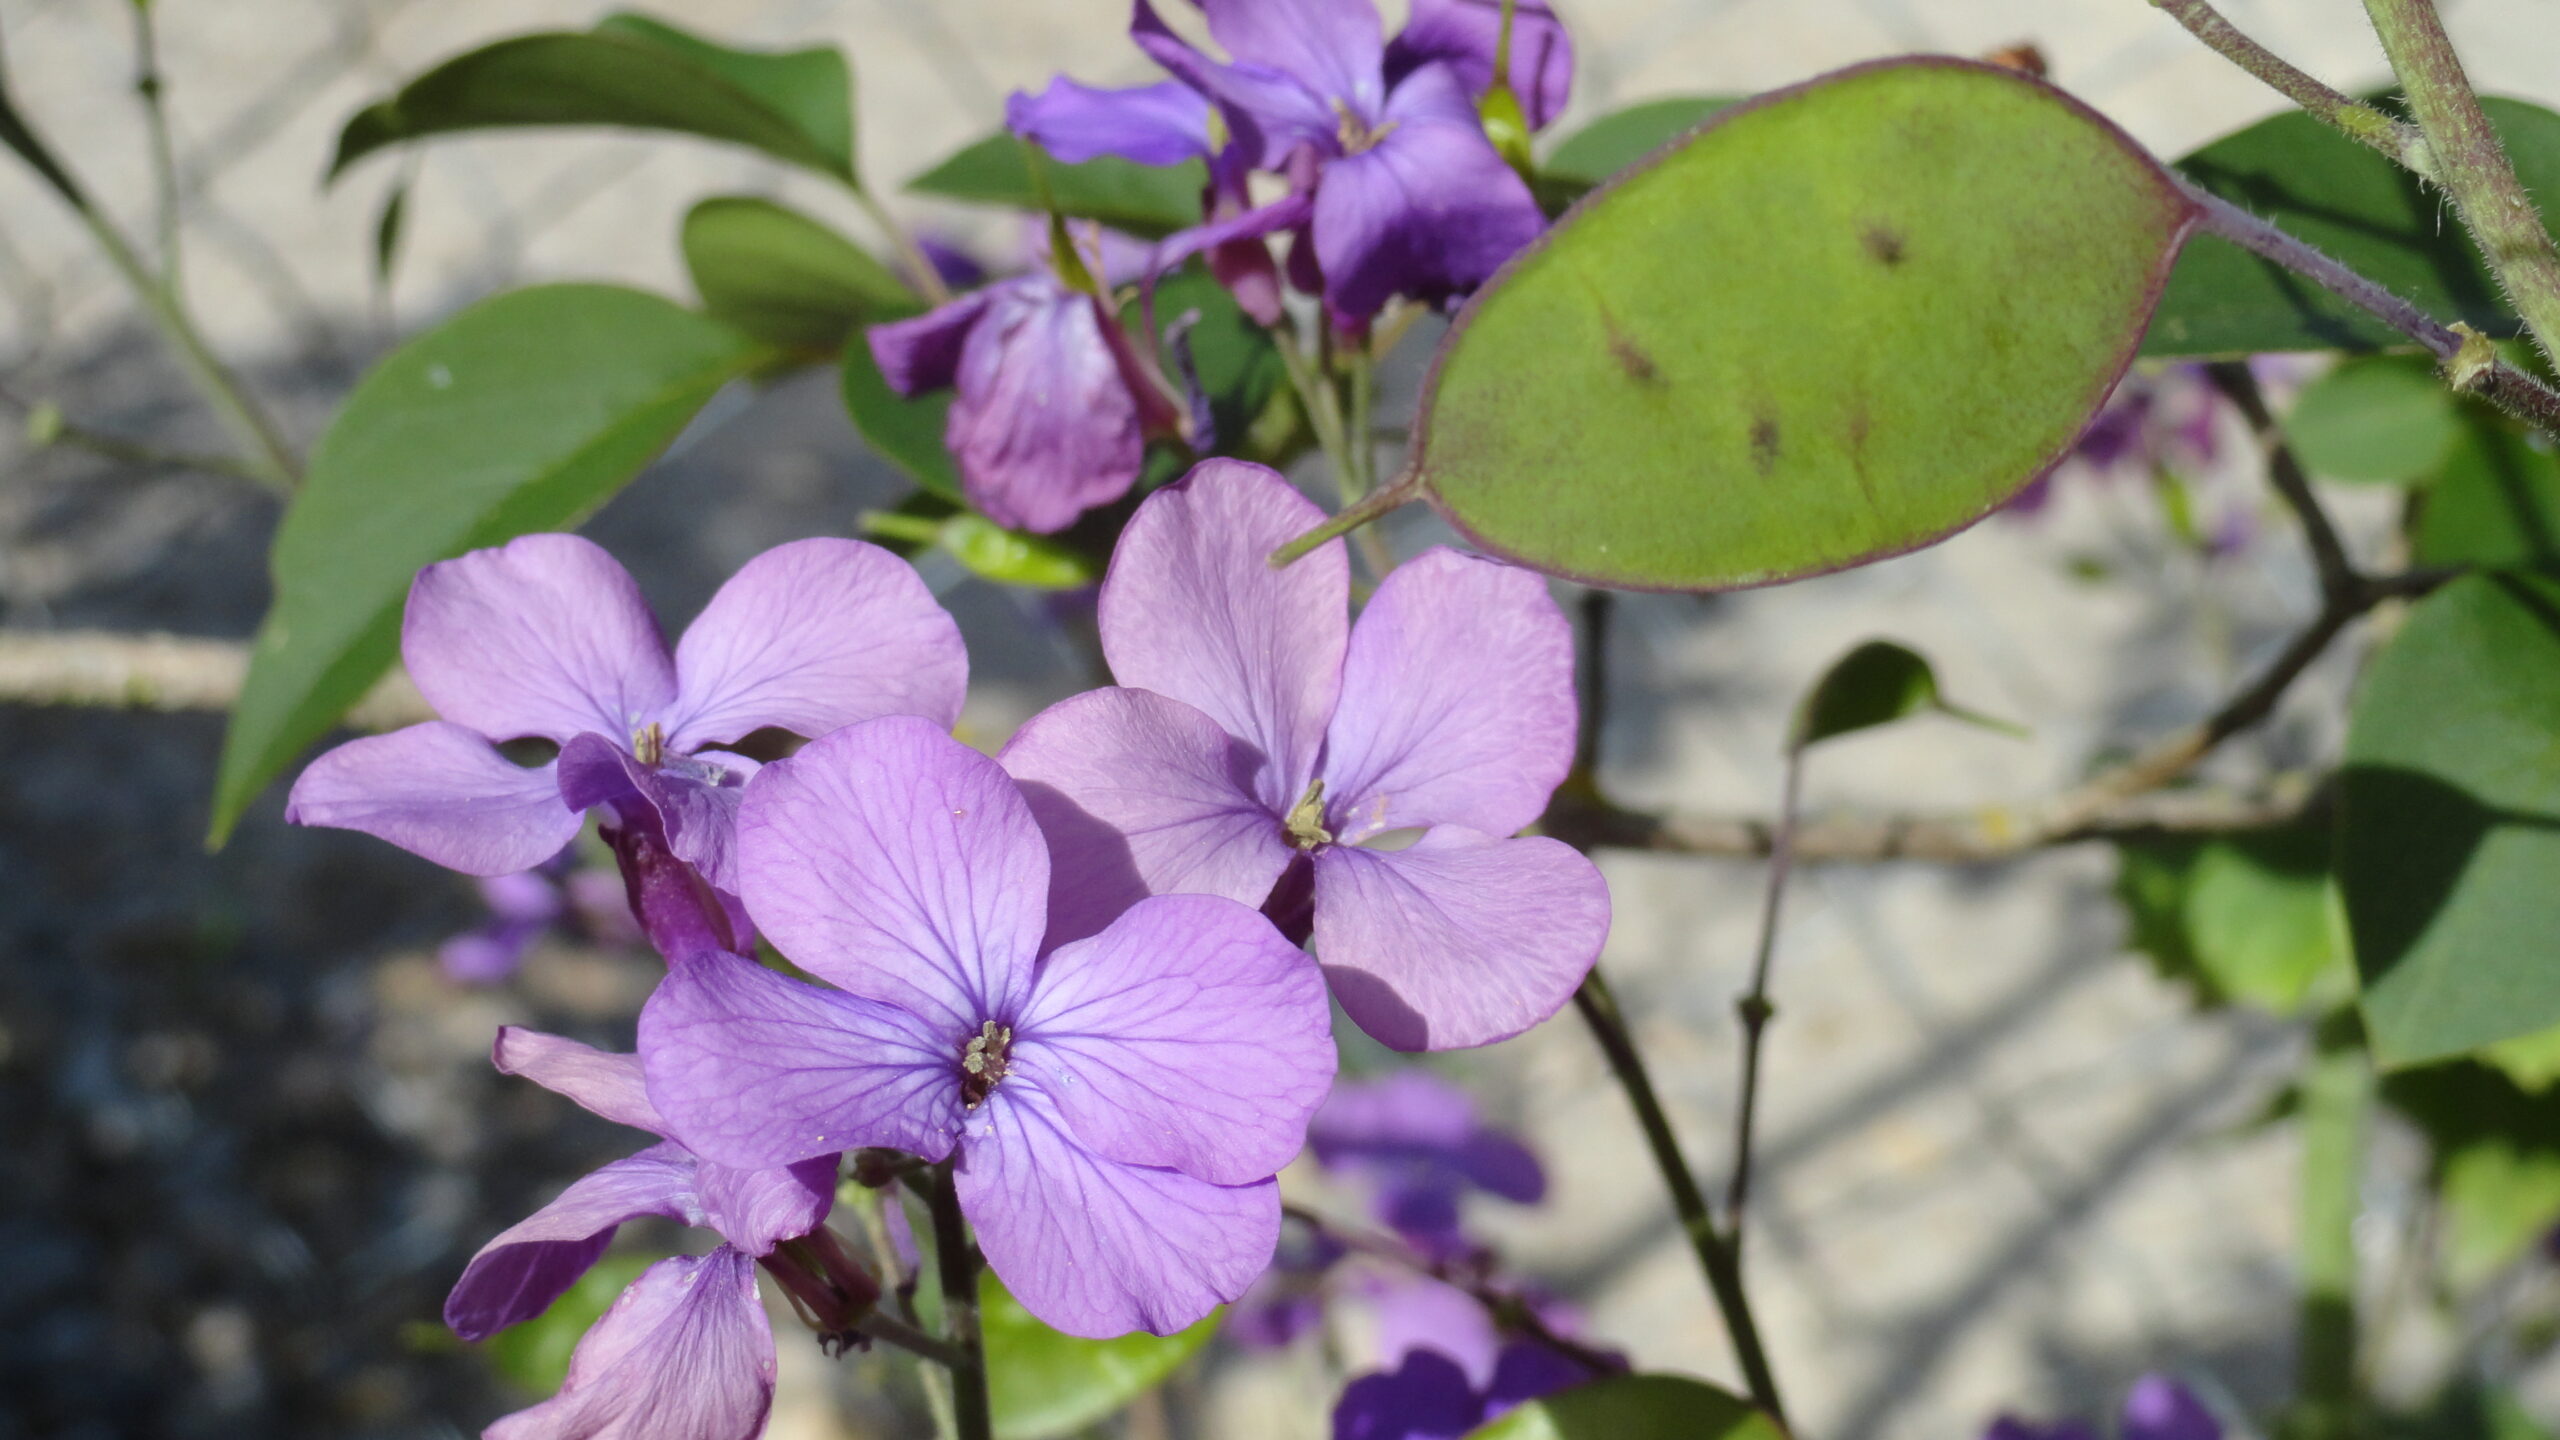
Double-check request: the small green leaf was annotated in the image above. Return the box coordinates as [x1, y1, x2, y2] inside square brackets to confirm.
[1467, 1374, 1781, 1440]
[373, 180, 410, 289]
[1412, 59, 2197, 591]
[1540, 95, 1739, 188]
[2116, 828, 2345, 1014]
[841, 340, 960, 500]
[2384, 1061, 2560, 1286]
[484, 1251, 654, 1395]
[211, 285, 760, 843]
[908, 133, 1204, 238]
[330, 12, 856, 183]
[2285, 355, 2461, 483]
[1787, 639, 2019, 751]
[2145, 97, 2560, 356]
[2483, 1022, 2560, 1092]
[681, 196, 917, 353]
[1149, 265, 1287, 451]
[981, 1274, 1217, 1440]
[2414, 412, 2560, 570]
[939, 514, 1099, 590]
[2342, 574, 2560, 1066]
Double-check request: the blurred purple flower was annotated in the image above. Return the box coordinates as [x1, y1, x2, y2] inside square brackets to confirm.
[1982, 1373, 2221, 1440]
[287, 534, 965, 959]
[1311, 1072, 1543, 1256]
[639, 716, 1337, 1338]
[436, 855, 645, 986]
[1334, 1312, 1601, 1440]
[1001, 459, 1607, 1052]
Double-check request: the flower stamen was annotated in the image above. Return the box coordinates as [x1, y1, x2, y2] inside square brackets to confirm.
[1285, 778, 1334, 850]
[960, 1020, 1013, 1109]
[630, 721, 666, 766]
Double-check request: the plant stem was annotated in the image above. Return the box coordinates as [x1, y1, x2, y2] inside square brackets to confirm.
[1571, 970, 1789, 1427]
[2203, 362, 2359, 604]
[1338, 343, 1397, 577]
[1724, 748, 1804, 1259]
[1268, 470, 1423, 569]
[2153, 0, 2435, 179]
[1275, 316, 1352, 479]
[2291, 1015, 2371, 1439]
[855, 184, 952, 306]
[2361, 0, 2560, 363]
[126, 0, 183, 294]
[927, 1162, 993, 1440]
[859, 1307, 975, 1370]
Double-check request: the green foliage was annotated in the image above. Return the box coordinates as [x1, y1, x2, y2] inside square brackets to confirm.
[2384, 1061, 2560, 1287]
[2116, 828, 2344, 1013]
[1787, 639, 2020, 751]
[980, 1274, 1217, 1440]
[2146, 98, 2560, 356]
[1412, 60, 2196, 591]
[1537, 95, 1738, 196]
[330, 12, 857, 183]
[1467, 1374, 1781, 1440]
[908, 133, 1204, 238]
[681, 196, 917, 354]
[483, 1251, 654, 1395]
[211, 285, 760, 843]
[1151, 267, 1288, 453]
[841, 341, 961, 501]
[2284, 356, 2461, 484]
[2414, 412, 2560, 570]
[940, 515, 1100, 591]
[2341, 574, 2560, 1066]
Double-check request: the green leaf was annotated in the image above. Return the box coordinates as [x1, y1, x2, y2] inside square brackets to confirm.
[2115, 828, 2345, 1013]
[484, 1251, 654, 1394]
[330, 12, 856, 183]
[908, 133, 1205, 238]
[2342, 574, 2560, 1065]
[2483, 1022, 2560, 1092]
[1412, 59, 2197, 591]
[211, 285, 759, 844]
[940, 514, 1100, 590]
[2414, 412, 2560, 570]
[981, 1274, 1217, 1440]
[841, 340, 960, 501]
[1468, 1374, 1781, 1440]
[2145, 97, 2560, 356]
[2285, 355, 2461, 483]
[1540, 95, 1739, 188]
[1149, 265, 1288, 451]
[2384, 1061, 2560, 1286]
[373, 180, 410, 289]
[681, 196, 916, 353]
[1788, 639, 2018, 750]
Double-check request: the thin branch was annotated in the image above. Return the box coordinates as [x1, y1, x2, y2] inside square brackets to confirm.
[1723, 749, 1802, 1259]
[2204, 361, 2359, 603]
[0, 629, 430, 728]
[2153, 0, 2435, 179]
[925, 1162, 992, 1440]
[127, 0, 183, 293]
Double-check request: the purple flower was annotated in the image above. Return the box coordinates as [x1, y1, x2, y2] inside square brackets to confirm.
[1333, 1330, 1595, 1440]
[637, 714, 1338, 1337]
[1983, 1374, 2221, 1440]
[1311, 1072, 1544, 1256]
[439, 868, 567, 985]
[1000, 459, 1608, 1051]
[287, 534, 966, 956]
[450, 1028, 842, 1440]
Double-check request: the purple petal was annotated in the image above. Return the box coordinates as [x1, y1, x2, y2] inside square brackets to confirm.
[486, 1247, 773, 1440]
[1311, 830, 1606, 1050]
[402, 534, 675, 745]
[559, 735, 755, 900]
[945, 279, 1155, 535]
[1332, 1348, 1483, 1440]
[1008, 77, 1214, 166]
[1311, 64, 1544, 321]
[1364, 1273, 1500, 1385]
[666, 538, 967, 751]
[1099, 459, 1348, 813]
[285, 722, 578, 876]
[1482, 1341, 1594, 1415]
[868, 288, 995, 396]
[1201, 0, 1385, 118]
[493, 1027, 664, 1134]
[1321, 548, 1575, 842]
[480, 869, 568, 925]
[640, 949, 962, 1172]
[444, 1145, 698, 1341]
[692, 1155, 838, 1257]
[1453, 1130, 1544, 1205]
[737, 716, 1046, 1031]
[2122, 1375, 2221, 1440]
[1014, 893, 1333, 1184]
[1385, 0, 1573, 129]
[998, 686, 1295, 948]
[440, 927, 535, 985]
[1132, 0, 1340, 168]
[960, 1085, 1280, 1338]
[1148, 191, 1316, 283]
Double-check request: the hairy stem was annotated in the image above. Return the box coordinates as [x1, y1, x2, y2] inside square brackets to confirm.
[1724, 748, 1804, 1259]
[2153, 0, 2434, 178]
[927, 1163, 993, 1440]
[1572, 971, 1789, 1427]
[2361, 0, 2560, 363]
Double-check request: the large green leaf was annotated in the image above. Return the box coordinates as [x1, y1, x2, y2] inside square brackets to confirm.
[330, 12, 856, 183]
[1149, 266, 1287, 451]
[1468, 1374, 1781, 1440]
[981, 1276, 1217, 1440]
[2384, 1061, 2560, 1286]
[2342, 574, 2560, 1066]
[2145, 98, 2560, 356]
[2284, 355, 2461, 484]
[2116, 828, 2345, 1014]
[211, 285, 759, 843]
[681, 196, 916, 353]
[1540, 95, 1738, 190]
[2414, 412, 2560, 570]
[908, 133, 1204, 238]
[1411, 59, 2196, 591]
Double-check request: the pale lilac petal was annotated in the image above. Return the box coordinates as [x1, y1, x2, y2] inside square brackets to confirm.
[1365, 1273, 1501, 1385]
[1321, 548, 1575, 841]
[1312, 65, 1544, 321]
[402, 534, 675, 745]
[868, 288, 995, 396]
[948, 281, 1152, 534]
[666, 538, 967, 750]
[640, 949, 962, 1172]
[285, 722, 578, 876]
[1148, 191, 1315, 282]
[2122, 1375, 2221, 1440]
[493, 1027, 664, 1135]
[960, 1086, 1280, 1338]
[999, 686, 1294, 947]
[486, 1247, 773, 1440]
[1311, 830, 1606, 1050]
[1099, 459, 1348, 812]
[445, 1146, 699, 1341]
[737, 717, 1047, 1030]
[1202, 0, 1385, 118]
[1014, 893, 1332, 1184]
[1385, 0, 1573, 129]
[692, 1155, 838, 1257]
[1008, 77, 1214, 165]
[558, 736, 755, 898]
[1132, 0, 1338, 167]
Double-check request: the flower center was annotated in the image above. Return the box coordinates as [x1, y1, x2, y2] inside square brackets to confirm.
[959, 1020, 1013, 1109]
[630, 721, 666, 766]
[1284, 778, 1334, 851]
[1331, 98, 1396, 155]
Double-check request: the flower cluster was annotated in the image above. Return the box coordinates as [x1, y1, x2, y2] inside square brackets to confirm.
[289, 460, 1603, 1435]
